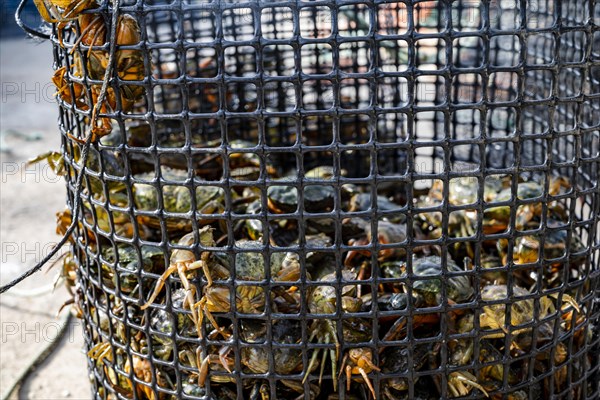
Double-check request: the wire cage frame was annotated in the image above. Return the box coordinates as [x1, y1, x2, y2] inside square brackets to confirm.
[43, 0, 600, 399]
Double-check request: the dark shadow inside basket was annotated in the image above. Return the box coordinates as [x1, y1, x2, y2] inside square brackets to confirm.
[54, 2, 598, 188]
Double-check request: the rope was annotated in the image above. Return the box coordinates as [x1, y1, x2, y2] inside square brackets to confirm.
[2, 284, 56, 298]
[1, 0, 121, 295]
[0, 311, 73, 400]
[15, 0, 51, 40]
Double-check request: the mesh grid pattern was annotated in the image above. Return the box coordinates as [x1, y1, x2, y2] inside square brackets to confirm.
[48, 0, 600, 399]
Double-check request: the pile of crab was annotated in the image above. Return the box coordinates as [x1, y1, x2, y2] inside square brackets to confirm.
[37, 140, 596, 400]
[33, 0, 146, 141]
[30, 1, 596, 399]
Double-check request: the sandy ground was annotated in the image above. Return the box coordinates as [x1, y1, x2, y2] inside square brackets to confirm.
[1, 38, 90, 399]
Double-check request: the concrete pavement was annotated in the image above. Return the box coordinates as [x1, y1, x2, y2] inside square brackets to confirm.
[1, 37, 90, 400]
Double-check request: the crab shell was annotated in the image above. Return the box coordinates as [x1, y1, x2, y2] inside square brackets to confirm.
[410, 255, 474, 305]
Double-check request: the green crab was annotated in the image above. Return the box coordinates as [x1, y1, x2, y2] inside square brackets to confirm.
[484, 176, 571, 232]
[479, 284, 579, 344]
[380, 343, 431, 398]
[141, 227, 219, 336]
[133, 167, 226, 232]
[100, 244, 165, 295]
[381, 255, 474, 306]
[267, 182, 335, 213]
[149, 288, 197, 360]
[237, 320, 321, 399]
[504, 228, 585, 267]
[194, 241, 301, 335]
[380, 255, 474, 342]
[345, 219, 407, 267]
[303, 269, 360, 391]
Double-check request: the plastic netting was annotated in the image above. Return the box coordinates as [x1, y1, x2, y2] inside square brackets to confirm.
[43, 0, 600, 399]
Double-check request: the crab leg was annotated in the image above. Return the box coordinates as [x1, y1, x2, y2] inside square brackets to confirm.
[358, 367, 376, 399]
[88, 341, 111, 361]
[345, 362, 352, 392]
[195, 298, 219, 335]
[177, 265, 194, 301]
[381, 315, 406, 346]
[381, 313, 439, 348]
[356, 261, 369, 298]
[450, 371, 489, 397]
[197, 354, 210, 387]
[62, 0, 96, 21]
[140, 264, 178, 309]
[33, 0, 60, 23]
[196, 259, 213, 287]
[68, 15, 105, 56]
[302, 329, 320, 385]
[344, 247, 370, 267]
[319, 334, 329, 385]
[218, 346, 233, 373]
[327, 321, 339, 392]
[330, 346, 338, 392]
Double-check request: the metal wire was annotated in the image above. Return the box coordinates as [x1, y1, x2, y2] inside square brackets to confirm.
[40, 0, 600, 399]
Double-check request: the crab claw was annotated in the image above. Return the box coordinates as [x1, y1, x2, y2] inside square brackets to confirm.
[344, 238, 371, 267]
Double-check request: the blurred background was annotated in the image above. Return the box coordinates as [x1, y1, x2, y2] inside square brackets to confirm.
[1, 0, 89, 398]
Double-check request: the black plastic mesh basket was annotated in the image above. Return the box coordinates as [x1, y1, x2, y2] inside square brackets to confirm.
[43, 0, 600, 399]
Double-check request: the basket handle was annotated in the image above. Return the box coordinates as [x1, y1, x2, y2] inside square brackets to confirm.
[15, 0, 51, 40]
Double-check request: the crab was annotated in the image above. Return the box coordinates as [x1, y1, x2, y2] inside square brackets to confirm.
[476, 340, 520, 392]
[241, 319, 303, 374]
[338, 348, 380, 398]
[480, 284, 539, 338]
[302, 269, 359, 391]
[148, 288, 198, 360]
[52, 14, 145, 140]
[536, 341, 570, 395]
[140, 227, 218, 336]
[380, 255, 474, 343]
[347, 193, 405, 223]
[447, 371, 489, 398]
[484, 176, 571, 232]
[88, 341, 168, 399]
[381, 255, 474, 306]
[133, 168, 226, 232]
[267, 181, 335, 214]
[178, 346, 234, 388]
[344, 219, 407, 268]
[505, 227, 585, 267]
[406, 338, 489, 398]
[194, 284, 265, 337]
[227, 140, 278, 179]
[100, 244, 165, 295]
[479, 284, 580, 345]
[430, 176, 479, 206]
[33, 0, 97, 26]
[478, 253, 508, 285]
[194, 241, 301, 335]
[380, 342, 431, 398]
[426, 173, 511, 204]
[240, 319, 323, 399]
